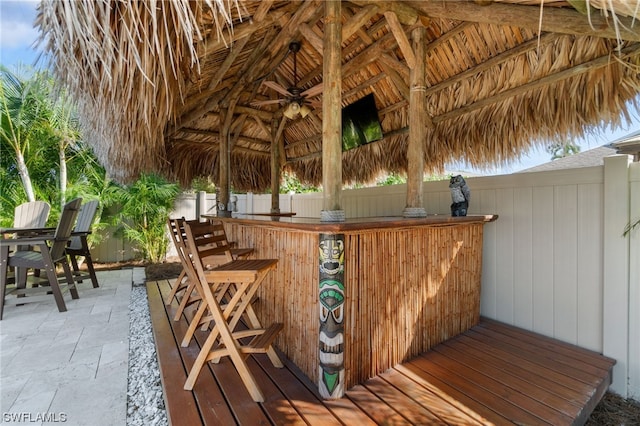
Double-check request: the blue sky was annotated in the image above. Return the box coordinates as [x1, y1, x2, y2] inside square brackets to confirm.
[1, 0, 638, 174]
[0, 0, 41, 69]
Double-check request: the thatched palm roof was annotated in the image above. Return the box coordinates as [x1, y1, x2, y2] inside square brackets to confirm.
[38, 0, 640, 192]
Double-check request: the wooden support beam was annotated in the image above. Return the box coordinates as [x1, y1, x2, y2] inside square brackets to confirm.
[299, 23, 324, 54]
[433, 43, 640, 123]
[405, 0, 640, 42]
[322, 0, 344, 223]
[171, 138, 270, 157]
[424, 32, 559, 96]
[378, 54, 409, 99]
[404, 25, 427, 217]
[218, 107, 232, 216]
[287, 126, 408, 163]
[176, 126, 272, 149]
[271, 118, 281, 213]
[384, 11, 416, 69]
[343, 4, 380, 41]
[251, 114, 272, 139]
[351, 1, 422, 25]
[234, 105, 274, 121]
[197, 7, 287, 57]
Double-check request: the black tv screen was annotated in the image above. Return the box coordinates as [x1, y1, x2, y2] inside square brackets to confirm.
[342, 93, 383, 151]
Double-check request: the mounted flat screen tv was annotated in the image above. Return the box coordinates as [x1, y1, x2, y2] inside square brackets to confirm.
[342, 93, 383, 151]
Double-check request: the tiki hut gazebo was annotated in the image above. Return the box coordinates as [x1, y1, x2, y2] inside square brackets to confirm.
[38, 0, 640, 400]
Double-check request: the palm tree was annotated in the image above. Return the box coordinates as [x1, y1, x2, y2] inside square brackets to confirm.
[105, 173, 180, 263]
[44, 82, 81, 208]
[0, 65, 49, 201]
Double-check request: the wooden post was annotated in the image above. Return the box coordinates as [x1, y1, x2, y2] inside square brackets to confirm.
[603, 155, 631, 397]
[271, 118, 281, 214]
[321, 0, 344, 223]
[218, 107, 231, 217]
[404, 25, 428, 218]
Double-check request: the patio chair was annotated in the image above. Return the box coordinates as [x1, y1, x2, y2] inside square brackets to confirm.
[5, 201, 52, 284]
[182, 220, 283, 402]
[13, 201, 51, 229]
[0, 198, 82, 320]
[66, 200, 100, 288]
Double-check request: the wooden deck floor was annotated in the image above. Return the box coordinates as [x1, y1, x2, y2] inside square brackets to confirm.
[147, 279, 615, 425]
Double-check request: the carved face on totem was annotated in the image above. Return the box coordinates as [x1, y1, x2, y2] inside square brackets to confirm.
[319, 238, 344, 275]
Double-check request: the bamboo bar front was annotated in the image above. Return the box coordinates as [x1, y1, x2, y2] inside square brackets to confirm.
[211, 214, 496, 389]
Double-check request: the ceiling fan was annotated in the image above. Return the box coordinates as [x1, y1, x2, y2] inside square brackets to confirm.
[251, 41, 321, 119]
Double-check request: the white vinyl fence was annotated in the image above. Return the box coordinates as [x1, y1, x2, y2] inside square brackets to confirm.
[93, 155, 639, 400]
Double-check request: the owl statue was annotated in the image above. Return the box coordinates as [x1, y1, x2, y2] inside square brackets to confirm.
[449, 175, 470, 217]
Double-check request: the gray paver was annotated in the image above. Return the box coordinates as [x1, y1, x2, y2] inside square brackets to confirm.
[0, 270, 133, 424]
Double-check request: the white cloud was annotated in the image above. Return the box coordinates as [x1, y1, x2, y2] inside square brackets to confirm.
[0, 1, 40, 49]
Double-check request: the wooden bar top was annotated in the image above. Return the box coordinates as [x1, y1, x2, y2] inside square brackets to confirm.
[202, 214, 498, 232]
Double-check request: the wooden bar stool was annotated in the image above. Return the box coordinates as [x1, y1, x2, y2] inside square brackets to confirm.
[182, 221, 283, 402]
[165, 218, 253, 323]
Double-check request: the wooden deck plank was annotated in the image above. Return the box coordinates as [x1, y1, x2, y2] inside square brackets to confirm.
[410, 354, 554, 425]
[276, 356, 379, 426]
[480, 318, 616, 370]
[147, 280, 216, 426]
[251, 349, 343, 426]
[471, 325, 611, 379]
[444, 337, 586, 408]
[465, 328, 603, 388]
[377, 368, 486, 425]
[161, 283, 273, 425]
[454, 332, 595, 398]
[422, 349, 574, 425]
[147, 280, 615, 426]
[362, 375, 455, 424]
[432, 341, 581, 419]
[393, 363, 504, 425]
[346, 384, 412, 424]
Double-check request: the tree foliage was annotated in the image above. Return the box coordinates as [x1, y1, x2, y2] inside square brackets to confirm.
[105, 173, 180, 263]
[546, 140, 581, 160]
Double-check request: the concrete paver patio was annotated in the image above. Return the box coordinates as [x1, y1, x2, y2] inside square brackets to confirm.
[0, 269, 145, 425]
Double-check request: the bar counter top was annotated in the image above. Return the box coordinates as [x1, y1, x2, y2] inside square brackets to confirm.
[203, 213, 498, 232]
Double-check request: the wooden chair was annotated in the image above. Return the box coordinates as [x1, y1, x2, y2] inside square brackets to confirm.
[182, 220, 283, 402]
[170, 218, 257, 347]
[165, 218, 200, 318]
[66, 200, 100, 288]
[0, 198, 82, 320]
[13, 201, 51, 229]
[165, 218, 253, 321]
[5, 201, 51, 284]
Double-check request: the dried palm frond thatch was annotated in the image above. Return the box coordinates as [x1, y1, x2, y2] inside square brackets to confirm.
[36, 0, 240, 182]
[36, 0, 640, 192]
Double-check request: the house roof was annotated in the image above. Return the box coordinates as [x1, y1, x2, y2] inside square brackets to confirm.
[36, 0, 640, 191]
[518, 145, 619, 172]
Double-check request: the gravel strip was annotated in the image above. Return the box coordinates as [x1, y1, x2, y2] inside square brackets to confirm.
[126, 284, 168, 426]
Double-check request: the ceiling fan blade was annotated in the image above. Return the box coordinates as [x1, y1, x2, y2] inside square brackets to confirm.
[301, 83, 323, 98]
[251, 99, 285, 107]
[262, 80, 291, 97]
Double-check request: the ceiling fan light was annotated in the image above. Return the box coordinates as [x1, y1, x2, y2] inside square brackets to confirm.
[300, 104, 311, 118]
[284, 101, 302, 119]
[283, 103, 296, 119]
